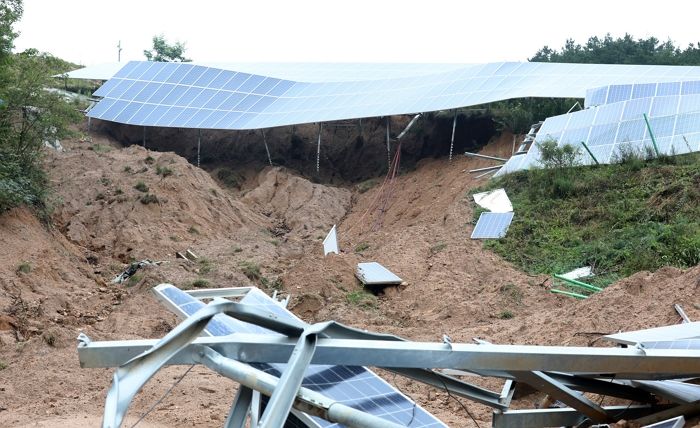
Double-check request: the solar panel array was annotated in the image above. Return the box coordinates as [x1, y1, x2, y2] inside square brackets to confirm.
[471, 212, 514, 239]
[88, 61, 700, 130]
[156, 285, 445, 428]
[496, 81, 700, 176]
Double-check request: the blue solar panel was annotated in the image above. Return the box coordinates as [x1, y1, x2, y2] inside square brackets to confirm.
[641, 339, 700, 350]
[155, 285, 446, 428]
[471, 212, 514, 239]
[88, 61, 700, 131]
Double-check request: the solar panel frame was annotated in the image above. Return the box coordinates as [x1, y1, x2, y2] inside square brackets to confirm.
[153, 285, 446, 428]
[471, 212, 515, 239]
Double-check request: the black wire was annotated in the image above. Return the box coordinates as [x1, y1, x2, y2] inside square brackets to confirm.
[392, 372, 417, 426]
[433, 371, 482, 428]
[130, 364, 195, 428]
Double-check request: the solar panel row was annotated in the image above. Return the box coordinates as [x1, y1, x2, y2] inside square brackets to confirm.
[156, 285, 446, 427]
[88, 61, 700, 131]
[471, 212, 514, 239]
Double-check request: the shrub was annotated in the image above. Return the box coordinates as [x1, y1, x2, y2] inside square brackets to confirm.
[537, 139, 580, 169]
[346, 290, 378, 309]
[498, 310, 515, 320]
[145, 156, 155, 164]
[240, 261, 261, 281]
[134, 181, 148, 192]
[140, 193, 158, 204]
[16, 262, 31, 274]
[156, 165, 173, 177]
[191, 278, 209, 288]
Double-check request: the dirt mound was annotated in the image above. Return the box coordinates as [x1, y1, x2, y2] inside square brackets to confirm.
[241, 166, 351, 237]
[49, 135, 268, 262]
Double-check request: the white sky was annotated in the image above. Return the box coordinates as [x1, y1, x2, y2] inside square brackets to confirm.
[14, 0, 700, 66]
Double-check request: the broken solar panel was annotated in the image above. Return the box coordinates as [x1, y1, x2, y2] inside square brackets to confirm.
[643, 416, 685, 428]
[153, 284, 445, 428]
[88, 61, 700, 131]
[355, 262, 403, 286]
[471, 212, 514, 239]
[604, 321, 700, 346]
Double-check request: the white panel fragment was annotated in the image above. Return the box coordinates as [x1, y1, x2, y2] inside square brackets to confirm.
[356, 262, 402, 285]
[323, 225, 339, 256]
[473, 188, 513, 213]
[559, 266, 594, 280]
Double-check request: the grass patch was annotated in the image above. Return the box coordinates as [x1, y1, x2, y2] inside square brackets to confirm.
[0, 360, 6, 370]
[354, 242, 370, 253]
[498, 310, 515, 320]
[261, 276, 283, 290]
[123, 166, 132, 173]
[156, 166, 173, 177]
[232, 246, 243, 253]
[356, 178, 379, 194]
[346, 290, 378, 309]
[240, 261, 261, 281]
[134, 181, 149, 193]
[16, 262, 31, 274]
[91, 144, 111, 153]
[188, 225, 199, 235]
[190, 278, 210, 288]
[126, 273, 143, 287]
[499, 283, 523, 305]
[145, 156, 155, 165]
[429, 242, 447, 255]
[140, 194, 159, 204]
[480, 152, 700, 287]
[198, 257, 214, 274]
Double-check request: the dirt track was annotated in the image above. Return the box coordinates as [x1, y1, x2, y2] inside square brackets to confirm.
[0, 131, 698, 427]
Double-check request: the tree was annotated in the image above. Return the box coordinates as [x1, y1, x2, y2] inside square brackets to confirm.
[143, 35, 191, 62]
[0, 0, 80, 214]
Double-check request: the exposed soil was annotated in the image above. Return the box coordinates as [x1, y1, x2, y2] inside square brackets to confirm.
[0, 129, 698, 427]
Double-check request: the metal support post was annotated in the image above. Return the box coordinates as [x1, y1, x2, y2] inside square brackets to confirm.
[197, 129, 202, 167]
[261, 129, 272, 166]
[224, 386, 252, 428]
[142, 126, 146, 148]
[396, 114, 421, 140]
[316, 123, 322, 173]
[449, 110, 457, 162]
[643, 113, 660, 157]
[386, 117, 391, 168]
[580, 141, 599, 164]
[87, 116, 91, 132]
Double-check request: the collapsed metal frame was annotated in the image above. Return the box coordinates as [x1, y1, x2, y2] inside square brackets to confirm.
[78, 286, 700, 427]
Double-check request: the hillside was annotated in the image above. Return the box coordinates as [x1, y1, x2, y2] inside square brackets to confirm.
[0, 130, 698, 427]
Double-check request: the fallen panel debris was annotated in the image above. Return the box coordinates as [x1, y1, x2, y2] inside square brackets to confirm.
[111, 259, 162, 284]
[471, 212, 514, 239]
[604, 321, 700, 346]
[355, 262, 402, 286]
[322, 225, 339, 256]
[473, 188, 513, 213]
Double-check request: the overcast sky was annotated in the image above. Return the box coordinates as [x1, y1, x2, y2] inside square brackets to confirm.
[14, 0, 700, 66]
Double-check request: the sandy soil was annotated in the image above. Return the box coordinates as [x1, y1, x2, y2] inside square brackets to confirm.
[0, 131, 698, 427]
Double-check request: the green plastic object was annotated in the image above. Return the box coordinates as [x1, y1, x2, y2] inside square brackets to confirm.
[580, 141, 599, 165]
[643, 113, 661, 157]
[553, 274, 603, 292]
[550, 289, 587, 299]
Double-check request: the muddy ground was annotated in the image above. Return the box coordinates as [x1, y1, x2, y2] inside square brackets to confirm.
[0, 129, 698, 427]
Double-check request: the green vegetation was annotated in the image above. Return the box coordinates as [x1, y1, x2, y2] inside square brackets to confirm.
[356, 178, 379, 194]
[0, 360, 6, 370]
[0, 3, 81, 216]
[123, 166, 132, 173]
[346, 290, 378, 309]
[139, 193, 158, 204]
[354, 242, 370, 253]
[42, 330, 57, 347]
[133, 181, 149, 192]
[190, 278, 209, 288]
[429, 242, 447, 255]
[498, 310, 515, 320]
[198, 257, 214, 274]
[239, 261, 261, 281]
[188, 225, 199, 235]
[479, 152, 700, 287]
[144, 156, 155, 165]
[216, 168, 242, 188]
[499, 283, 523, 305]
[260, 276, 283, 291]
[91, 143, 111, 153]
[126, 273, 143, 287]
[143, 34, 191, 62]
[232, 246, 243, 253]
[156, 165, 173, 177]
[16, 261, 31, 274]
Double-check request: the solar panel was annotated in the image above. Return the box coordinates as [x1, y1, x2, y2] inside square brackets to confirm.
[355, 262, 403, 286]
[643, 416, 685, 428]
[154, 284, 446, 428]
[640, 339, 700, 350]
[604, 321, 700, 346]
[88, 61, 700, 131]
[471, 212, 514, 239]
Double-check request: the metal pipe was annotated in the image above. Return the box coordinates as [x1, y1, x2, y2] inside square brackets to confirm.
[675, 304, 691, 323]
[550, 289, 587, 299]
[261, 129, 272, 166]
[643, 113, 661, 157]
[316, 123, 322, 173]
[197, 129, 201, 167]
[469, 165, 504, 173]
[475, 169, 498, 179]
[464, 152, 508, 162]
[396, 114, 421, 140]
[194, 345, 402, 428]
[580, 141, 599, 165]
[553, 274, 602, 292]
[449, 110, 457, 162]
[385, 117, 391, 169]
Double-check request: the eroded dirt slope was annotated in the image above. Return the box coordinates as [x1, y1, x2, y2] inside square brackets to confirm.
[0, 130, 698, 427]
